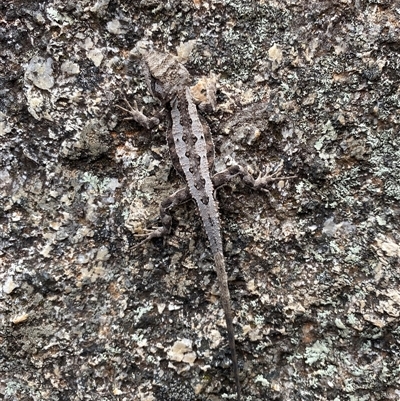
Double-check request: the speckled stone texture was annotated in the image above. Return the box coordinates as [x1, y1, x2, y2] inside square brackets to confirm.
[1, 1, 399, 400]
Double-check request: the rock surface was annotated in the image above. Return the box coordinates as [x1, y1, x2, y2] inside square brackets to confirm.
[1, 1, 399, 400]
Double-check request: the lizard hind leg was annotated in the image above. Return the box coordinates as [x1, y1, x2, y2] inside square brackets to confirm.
[132, 186, 191, 249]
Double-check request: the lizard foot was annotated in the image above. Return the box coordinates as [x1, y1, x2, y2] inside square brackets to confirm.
[132, 227, 169, 250]
[117, 97, 159, 130]
[251, 161, 296, 190]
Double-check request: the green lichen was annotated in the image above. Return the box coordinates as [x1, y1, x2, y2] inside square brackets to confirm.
[304, 340, 330, 365]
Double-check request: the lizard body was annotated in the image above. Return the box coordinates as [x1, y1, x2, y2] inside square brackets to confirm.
[119, 43, 294, 400]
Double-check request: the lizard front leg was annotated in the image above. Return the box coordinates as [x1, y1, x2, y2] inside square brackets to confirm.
[117, 97, 159, 130]
[133, 186, 191, 249]
[213, 161, 296, 191]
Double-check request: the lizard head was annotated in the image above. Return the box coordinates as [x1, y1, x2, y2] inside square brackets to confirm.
[144, 50, 191, 102]
[133, 40, 191, 103]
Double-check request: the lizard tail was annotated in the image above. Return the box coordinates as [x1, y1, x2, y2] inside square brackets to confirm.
[214, 251, 242, 400]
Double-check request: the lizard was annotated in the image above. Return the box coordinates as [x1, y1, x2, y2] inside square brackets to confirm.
[118, 41, 294, 400]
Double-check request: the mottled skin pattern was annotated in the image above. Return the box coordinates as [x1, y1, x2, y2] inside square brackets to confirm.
[119, 44, 293, 400]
